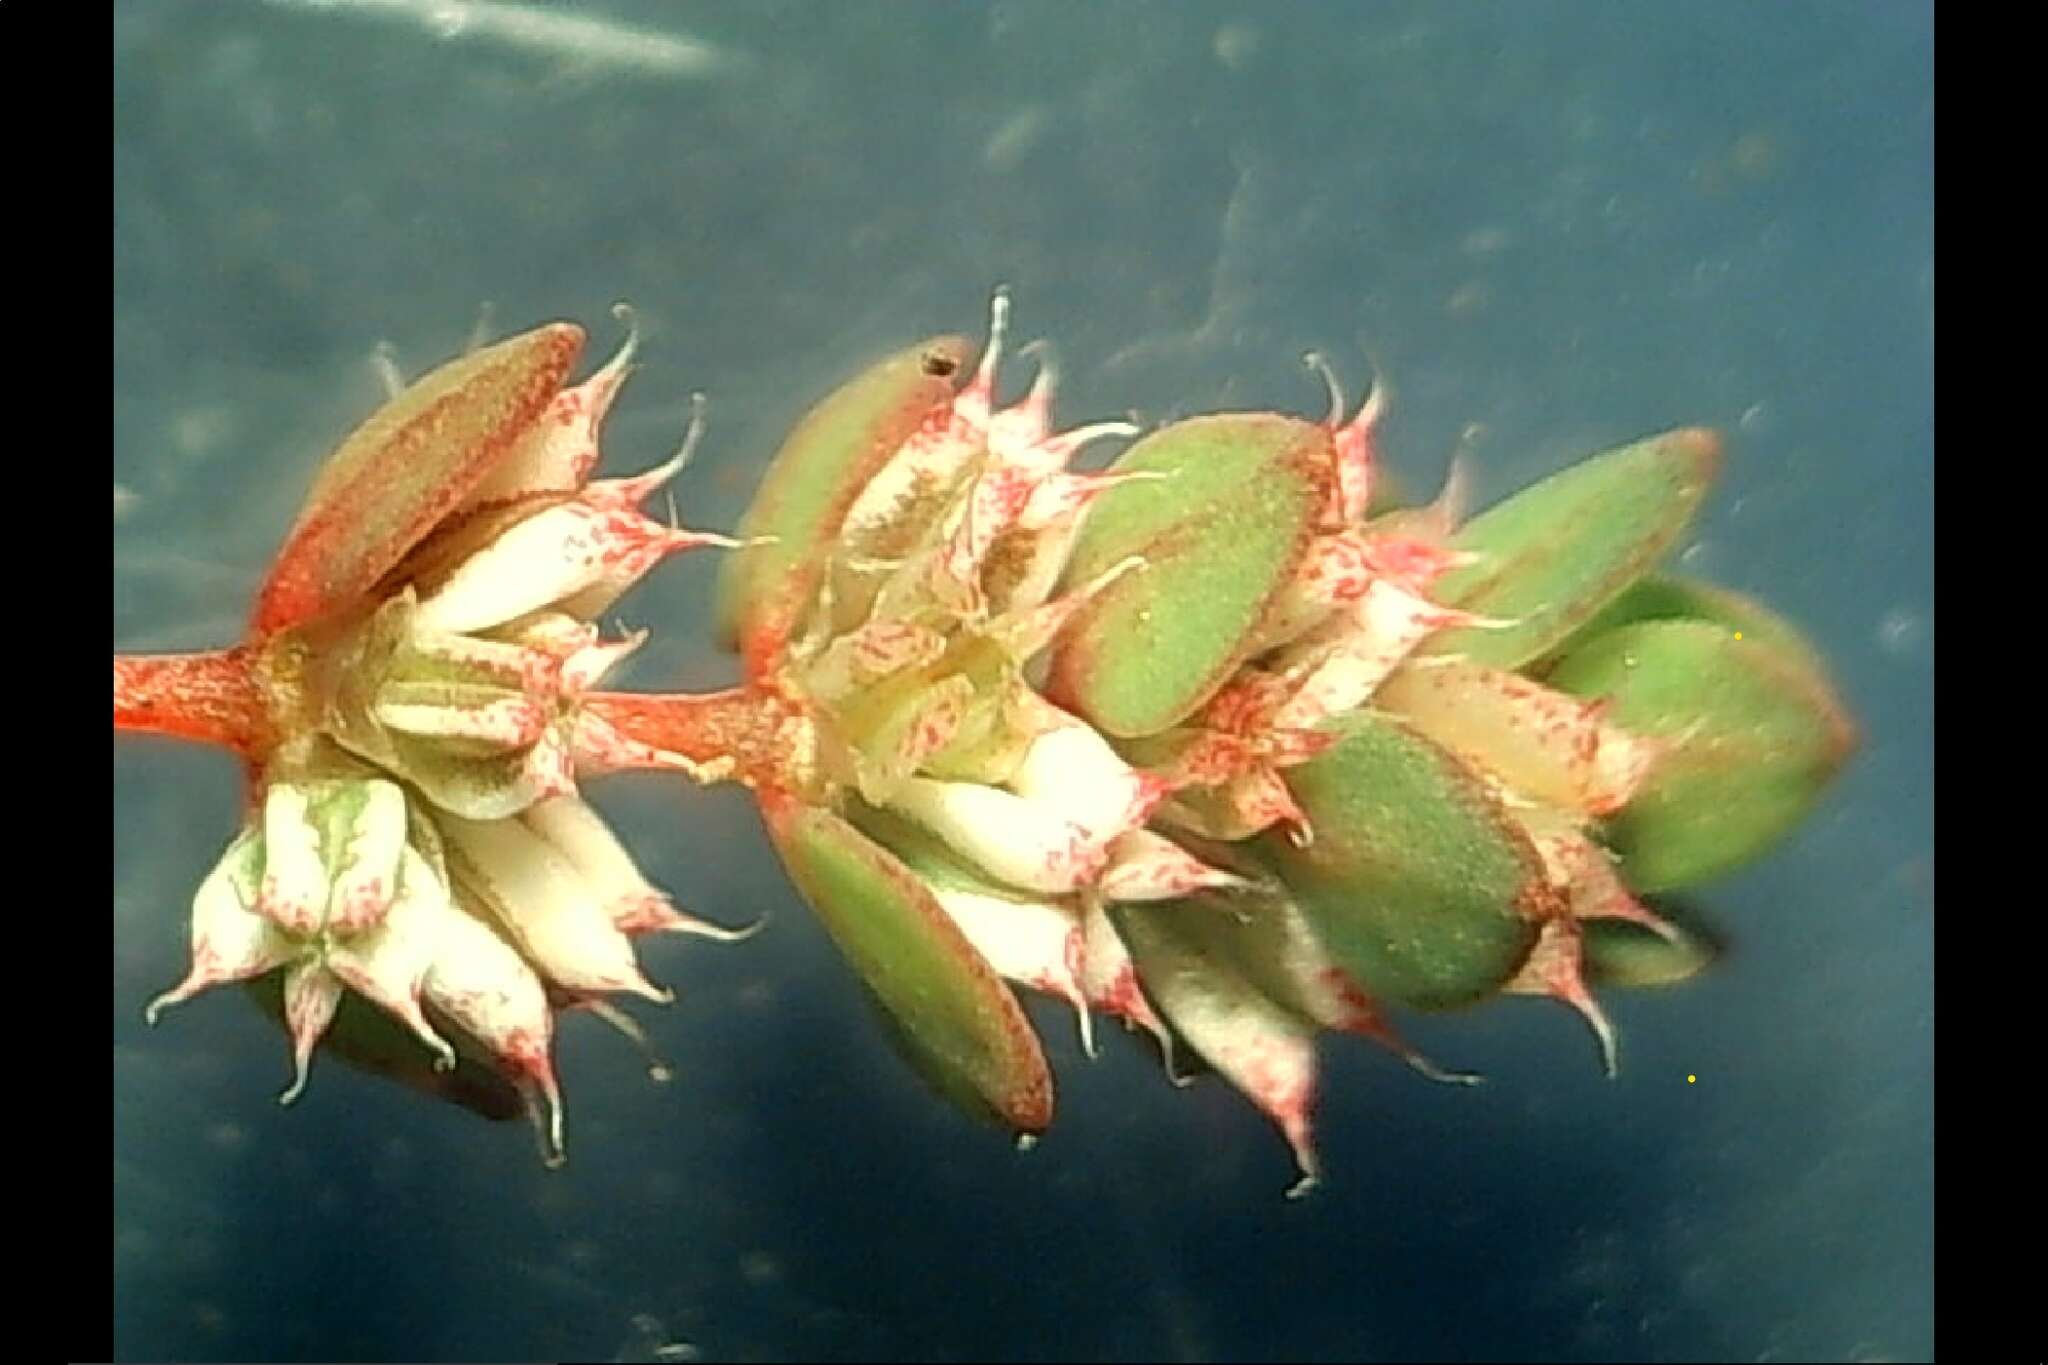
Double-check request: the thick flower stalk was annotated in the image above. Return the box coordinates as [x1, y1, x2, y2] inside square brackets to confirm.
[116, 291, 1854, 1190]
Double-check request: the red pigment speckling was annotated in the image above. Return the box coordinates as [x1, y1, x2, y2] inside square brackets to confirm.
[1315, 966, 1379, 1033]
[1062, 929, 1087, 990]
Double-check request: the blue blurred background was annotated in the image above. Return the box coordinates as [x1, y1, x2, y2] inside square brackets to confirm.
[113, 3, 1932, 1360]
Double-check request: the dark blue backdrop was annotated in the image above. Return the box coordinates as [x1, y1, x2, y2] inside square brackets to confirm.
[115, 3, 1933, 1360]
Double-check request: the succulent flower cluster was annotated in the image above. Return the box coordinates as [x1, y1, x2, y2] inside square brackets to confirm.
[114, 292, 1852, 1187]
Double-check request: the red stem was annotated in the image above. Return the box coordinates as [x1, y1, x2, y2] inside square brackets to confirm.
[114, 647, 273, 758]
[583, 685, 803, 793]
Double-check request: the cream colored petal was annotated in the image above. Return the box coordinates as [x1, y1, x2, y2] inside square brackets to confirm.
[414, 503, 616, 635]
[439, 813, 670, 1002]
[146, 827, 294, 1023]
[1376, 661, 1659, 818]
[1006, 704, 1168, 843]
[324, 845, 458, 1069]
[890, 777, 1104, 895]
[1098, 830, 1246, 902]
[1077, 898, 1178, 1071]
[422, 896, 565, 1163]
[1270, 579, 1476, 730]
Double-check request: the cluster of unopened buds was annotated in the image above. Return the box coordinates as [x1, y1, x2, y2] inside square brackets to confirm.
[114, 291, 1853, 1191]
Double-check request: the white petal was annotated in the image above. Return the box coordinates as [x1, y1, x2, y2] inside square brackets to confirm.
[1256, 532, 1377, 650]
[1504, 917, 1617, 1078]
[1375, 662, 1659, 818]
[839, 410, 983, 556]
[146, 828, 294, 1022]
[890, 778, 1104, 894]
[324, 846, 457, 1068]
[521, 794, 660, 913]
[929, 886, 1093, 1056]
[552, 510, 740, 622]
[1115, 905, 1324, 1193]
[1098, 830, 1246, 902]
[459, 321, 637, 507]
[524, 798, 753, 939]
[414, 503, 615, 635]
[1078, 898, 1177, 1068]
[1005, 708, 1165, 842]
[1515, 808, 1679, 942]
[439, 813, 670, 1002]
[559, 630, 647, 695]
[416, 500, 732, 637]
[1270, 579, 1469, 730]
[422, 897, 565, 1162]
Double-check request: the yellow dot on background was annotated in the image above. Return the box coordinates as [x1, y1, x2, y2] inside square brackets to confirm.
[1687, 1074, 1697, 1083]
[1732, 631, 1744, 640]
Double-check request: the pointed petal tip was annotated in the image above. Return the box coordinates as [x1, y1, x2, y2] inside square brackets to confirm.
[1570, 988, 1620, 1078]
[520, 1064, 569, 1168]
[1406, 1050, 1486, 1085]
[617, 895, 767, 943]
[1076, 1005, 1099, 1060]
[627, 976, 677, 1007]
[1303, 349, 1343, 427]
[577, 997, 676, 1083]
[277, 1040, 317, 1106]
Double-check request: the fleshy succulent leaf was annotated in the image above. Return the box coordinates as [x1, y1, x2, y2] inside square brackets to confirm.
[761, 796, 1053, 1133]
[1253, 710, 1548, 1010]
[1557, 573, 1837, 680]
[851, 802, 1095, 1050]
[715, 337, 971, 670]
[1543, 618, 1855, 891]
[254, 324, 584, 635]
[1049, 414, 1334, 738]
[1424, 428, 1721, 668]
